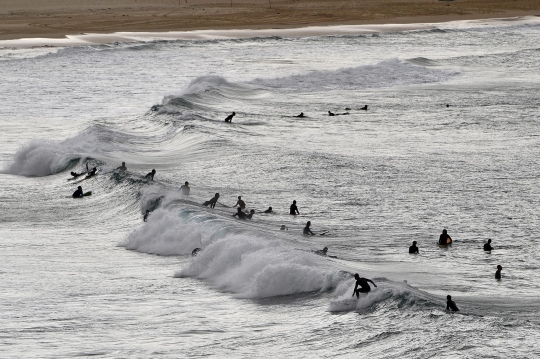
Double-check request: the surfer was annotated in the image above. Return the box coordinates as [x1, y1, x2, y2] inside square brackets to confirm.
[294, 112, 306, 118]
[203, 193, 220, 208]
[192, 248, 202, 256]
[352, 274, 377, 298]
[233, 196, 246, 209]
[303, 221, 315, 236]
[233, 207, 247, 220]
[328, 111, 336, 116]
[280, 225, 288, 230]
[180, 181, 190, 195]
[314, 247, 338, 258]
[84, 167, 98, 179]
[72, 186, 84, 198]
[117, 162, 127, 171]
[360, 105, 368, 110]
[439, 229, 452, 245]
[484, 239, 493, 251]
[143, 210, 150, 222]
[246, 209, 255, 220]
[290, 200, 300, 215]
[495, 265, 503, 280]
[263, 207, 273, 213]
[224, 112, 236, 123]
[446, 295, 459, 311]
[70, 171, 84, 178]
[409, 241, 419, 254]
[145, 169, 156, 180]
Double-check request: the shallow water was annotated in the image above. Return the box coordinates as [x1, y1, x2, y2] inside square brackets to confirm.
[1, 17, 540, 358]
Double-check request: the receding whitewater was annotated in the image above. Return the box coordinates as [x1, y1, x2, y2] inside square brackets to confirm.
[1, 17, 540, 358]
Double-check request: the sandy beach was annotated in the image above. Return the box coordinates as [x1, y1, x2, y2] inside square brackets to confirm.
[0, 0, 539, 42]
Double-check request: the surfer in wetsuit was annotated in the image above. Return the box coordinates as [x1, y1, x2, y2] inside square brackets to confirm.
[233, 207, 247, 220]
[234, 196, 246, 209]
[360, 105, 368, 110]
[224, 112, 236, 123]
[439, 229, 452, 245]
[446, 295, 459, 311]
[117, 162, 127, 171]
[294, 112, 306, 118]
[70, 171, 83, 178]
[204, 193, 220, 208]
[84, 167, 98, 179]
[303, 221, 314, 235]
[409, 241, 419, 254]
[145, 169, 156, 180]
[143, 210, 150, 222]
[72, 186, 84, 198]
[328, 111, 336, 116]
[180, 181, 190, 195]
[484, 239, 493, 251]
[263, 207, 273, 213]
[290, 200, 300, 215]
[352, 273, 377, 298]
[495, 265, 503, 280]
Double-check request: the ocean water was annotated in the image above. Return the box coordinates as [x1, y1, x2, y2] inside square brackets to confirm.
[1, 17, 540, 358]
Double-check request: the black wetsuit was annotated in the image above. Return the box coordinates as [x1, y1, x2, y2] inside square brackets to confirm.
[484, 243, 493, 251]
[446, 299, 459, 312]
[263, 208, 272, 213]
[72, 188, 83, 198]
[303, 226, 314, 235]
[145, 171, 155, 180]
[180, 185, 190, 195]
[439, 234, 451, 245]
[409, 245, 419, 254]
[290, 203, 299, 215]
[224, 113, 235, 122]
[353, 278, 373, 298]
[234, 210, 247, 220]
[495, 269, 502, 280]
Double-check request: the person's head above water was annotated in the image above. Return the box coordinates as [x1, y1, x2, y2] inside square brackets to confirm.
[497, 265, 503, 270]
[412, 241, 417, 246]
[447, 295, 452, 300]
[293, 200, 296, 204]
[354, 273, 360, 280]
[185, 181, 189, 185]
[487, 238, 492, 243]
[442, 229, 447, 234]
[238, 196, 241, 199]
[77, 186, 82, 190]
[122, 162, 125, 166]
[306, 221, 311, 226]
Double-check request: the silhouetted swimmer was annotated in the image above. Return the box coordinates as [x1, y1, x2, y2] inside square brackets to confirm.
[409, 241, 419, 254]
[224, 112, 236, 123]
[192, 248, 202, 256]
[328, 111, 336, 116]
[290, 200, 299, 215]
[263, 207, 273, 213]
[446, 295, 459, 311]
[360, 105, 368, 111]
[446, 104, 450, 108]
[234, 196, 246, 209]
[203, 193, 220, 208]
[72, 186, 83, 198]
[280, 225, 288, 230]
[439, 229, 452, 245]
[145, 169, 156, 180]
[70, 171, 83, 178]
[484, 239, 493, 251]
[143, 210, 150, 222]
[303, 221, 314, 236]
[352, 273, 377, 298]
[233, 207, 247, 220]
[85, 167, 98, 179]
[117, 162, 127, 171]
[180, 181, 190, 195]
[314, 247, 338, 258]
[246, 209, 255, 220]
[345, 107, 351, 111]
[294, 112, 306, 118]
[495, 265, 503, 280]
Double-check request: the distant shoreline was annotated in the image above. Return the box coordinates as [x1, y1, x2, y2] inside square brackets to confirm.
[0, 0, 538, 45]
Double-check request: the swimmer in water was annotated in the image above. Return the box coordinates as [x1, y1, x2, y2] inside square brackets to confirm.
[439, 229, 452, 245]
[246, 209, 255, 220]
[233, 196, 246, 209]
[495, 265, 503, 280]
[145, 169, 156, 180]
[290, 200, 300, 215]
[117, 162, 127, 171]
[233, 207, 247, 220]
[352, 273, 377, 298]
[203, 193, 220, 208]
[484, 239, 493, 251]
[72, 186, 83, 198]
[263, 207, 273, 213]
[294, 112, 306, 118]
[303, 221, 314, 236]
[446, 295, 459, 311]
[280, 225, 288, 230]
[328, 111, 336, 116]
[409, 241, 419, 254]
[360, 105, 368, 110]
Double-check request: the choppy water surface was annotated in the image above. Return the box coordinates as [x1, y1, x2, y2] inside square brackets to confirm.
[1, 17, 540, 358]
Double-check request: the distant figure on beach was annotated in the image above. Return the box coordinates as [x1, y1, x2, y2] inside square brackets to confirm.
[203, 193, 220, 208]
[263, 207, 273, 213]
[360, 105, 368, 111]
[484, 239, 493, 251]
[234, 196, 246, 209]
[145, 169, 156, 180]
[352, 273, 377, 298]
[290, 200, 299, 215]
[224, 112, 236, 123]
[303, 221, 314, 236]
[72, 186, 83, 198]
[143, 210, 150, 222]
[180, 181, 190, 195]
[439, 229, 452, 245]
[495, 265, 503, 280]
[192, 248, 202, 256]
[328, 111, 336, 116]
[117, 162, 127, 171]
[233, 207, 247, 220]
[85, 167, 98, 179]
[409, 241, 419, 254]
[246, 209, 255, 220]
[446, 295, 459, 311]
[294, 112, 306, 118]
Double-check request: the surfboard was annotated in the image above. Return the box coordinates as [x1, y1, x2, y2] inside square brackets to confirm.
[83, 191, 92, 196]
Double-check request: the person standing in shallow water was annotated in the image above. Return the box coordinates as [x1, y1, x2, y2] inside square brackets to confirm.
[303, 221, 314, 235]
[446, 295, 459, 311]
[484, 239, 493, 251]
[439, 229, 452, 245]
[409, 241, 419, 254]
[290, 200, 300, 215]
[180, 181, 190, 195]
[495, 265, 503, 280]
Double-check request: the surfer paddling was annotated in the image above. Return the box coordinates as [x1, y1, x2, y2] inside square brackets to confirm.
[352, 274, 377, 298]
